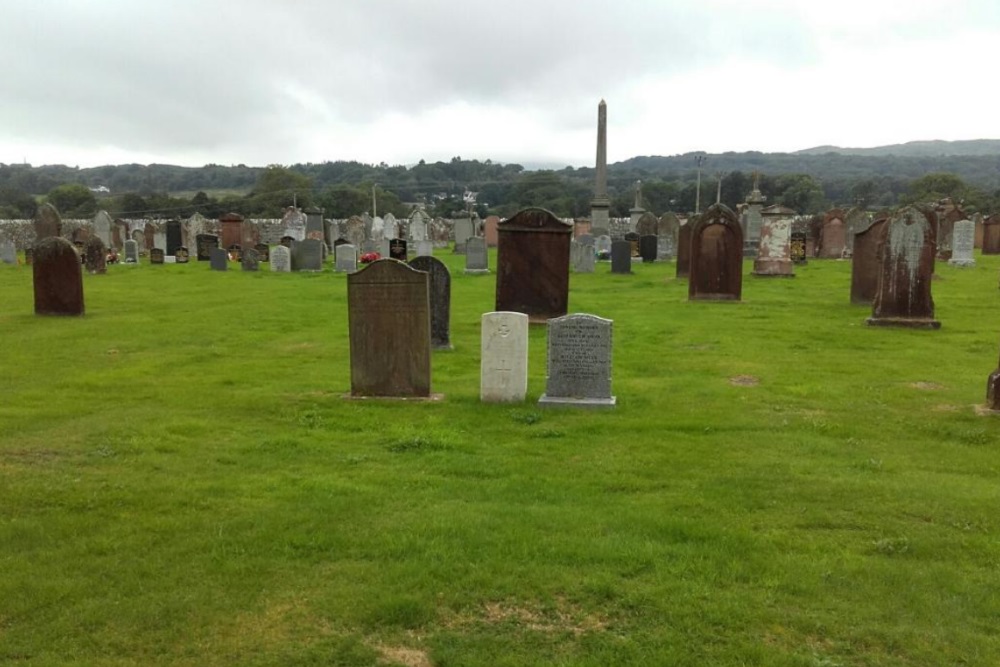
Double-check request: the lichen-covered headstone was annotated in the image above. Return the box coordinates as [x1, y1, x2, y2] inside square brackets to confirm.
[175, 246, 190, 264]
[83, 237, 107, 274]
[270, 245, 291, 272]
[480, 311, 529, 403]
[752, 217, 794, 277]
[866, 206, 939, 329]
[34, 203, 62, 241]
[241, 248, 260, 271]
[33, 237, 84, 316]
[538, 313, 615, 409]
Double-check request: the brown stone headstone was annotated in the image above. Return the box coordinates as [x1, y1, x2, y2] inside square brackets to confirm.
[83, 237, 107, 274]
[982, 215, 1000, 255]
[219, 212, 244, 250]
[676, 220, 693, 278]
[819, 209, 846, 259]
[866, 206, 939, 329]
[484, 215, 501, 247]
[689, 204, 743, 301]
[495, 208, 572, 323]
[347, 259, 432, 398]
[34, 203, 62, 241]
[33, 237, 84, 316]
[143, 224, 156, 251]
[850, 213, 889, 305]
[973, 213, 984, 249]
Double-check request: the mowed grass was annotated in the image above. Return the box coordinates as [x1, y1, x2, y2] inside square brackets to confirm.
[1, 249, 999, 666]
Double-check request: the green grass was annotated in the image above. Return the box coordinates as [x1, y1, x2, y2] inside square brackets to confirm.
[2, 250, 999, 666]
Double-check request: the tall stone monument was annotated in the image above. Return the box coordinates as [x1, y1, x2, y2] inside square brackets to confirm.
[589, 99, 611, 233]
[628, 181, 645, 231]
[743, 172, 766, 256]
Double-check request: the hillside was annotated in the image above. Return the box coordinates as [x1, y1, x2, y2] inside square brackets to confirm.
[794, 139, 1000, 157]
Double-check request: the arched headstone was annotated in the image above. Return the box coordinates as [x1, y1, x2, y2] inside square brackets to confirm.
[33, 237, 83, 316]
[688, 204, 742, 301]
[866, 206, 939, 328]
[409, 255, 453, 350]
[495, 208, 572, 322]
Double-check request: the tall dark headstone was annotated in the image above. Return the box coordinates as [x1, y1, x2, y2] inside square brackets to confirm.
[348, 260, 432, 398]
[639, 235, 658, 263]
[982, 215, 1000, 255]
[850, 213, 889, 305]
[165, 220, 183, 255]
[33, 237, 84, 316]
[866, 206, 939, 329]
[210, 247, 229, 271]
[676, 221, 693, 278]
[292, 238, 323, 271]
[610, 240, 632, 274]
[409, 255, 453, 350]
[688, 204, 743, 301]
[495, 208, 572, 323]
[389, 238, 408, 261]
[83, 237, 107, 274]
[196, 234, 219, 261]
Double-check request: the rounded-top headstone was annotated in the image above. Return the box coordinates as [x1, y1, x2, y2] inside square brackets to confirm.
[33, 237, 84, 316]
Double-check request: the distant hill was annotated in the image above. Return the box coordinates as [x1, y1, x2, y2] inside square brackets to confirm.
[795, 139, 1000, 157]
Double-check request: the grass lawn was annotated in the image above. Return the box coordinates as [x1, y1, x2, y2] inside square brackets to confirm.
[1, 249, 999, 666]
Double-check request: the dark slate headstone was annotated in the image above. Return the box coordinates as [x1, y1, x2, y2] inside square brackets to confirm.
[495, 208, 572, 323]
[33, 237, 84, 316]
[689, 203, 743, 301]
[241, 248, 260, 271]
[610, 240, 632, 274]
[389, 238, 408, 261]
[124, 239, 139, 264]
[538, 313, 615, 409]
[409, 255, 453, 350]
[866, 206, 940, 329]
[34, 203, 62, 241]
[254, 243, 270, 263]
[292, 238, 323, 271]
[850, 214, 889, 305]
[150, 248, 165, 264]
[639, 235, 658, 263]
[676, 221, 693, 278]
[175, 246, 190, 264]
[348, 259, 433, 398]
[210, 247, 229, 271]
[196, 234, 219, 261]
[166, 220, 183, 255]
[280, 235, 295, 248]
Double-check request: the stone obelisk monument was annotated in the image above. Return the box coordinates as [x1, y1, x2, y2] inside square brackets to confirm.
[590, 99, 610, 233]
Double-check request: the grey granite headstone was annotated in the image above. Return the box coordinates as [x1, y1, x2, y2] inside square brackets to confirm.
[416, 240, 434, 257]
[92, 211, 112, 247]
[948, 219, 976, 267]
[577, 234, 595, 247]
[610, 240, 632, 274]
[210, 247, 228, 271]
[465, 237, 490, 274]
[409, 255, 452, 350]
[538, 313, 615, 409]
[241, 248, 260, 271]
[0, 241, 15, 264]
[293, 238, 323, 271]
[573, 242, 595, 273]
[657, 235, 676, 260]
[454, 218, 474, 253]
[335, 244, 358, 273]
[124, 239, 139, 264]
[270, 245, 291, 272]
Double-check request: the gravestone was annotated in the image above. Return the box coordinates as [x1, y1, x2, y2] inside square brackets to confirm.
[33, 237, 84, 316]
[389, 238, 408, 261]
[34, 203, 62, 241]
[370, 216, 385, 241]
[689, 204, 743, 301]
[624, 232, 640, 257]
[408, 210, 429, 242]
[360, 239, 379, 256]
[982, 215, 1000, 254]
[790, 231, 808, 264]
[218, 212, 244, 250]
[948, 220, 975, 268]
[345, 216, 366, 248]
[335, 244, 357, 273]
[577, 233, 595, 248]
[1, 242, 16, 265]
[538, 313, 615, 409]
[636, 212, 658, 237]
[166, 220, 183, 255]
[850, 213, 889, 305]
[819, 210, 847, 259]
[639, 235, 658, 263]
[124, 239, 139, 263]
[270, 245, 291, 272]
[465, 237, 490, 274]
[175, 246, 190, 263]
[483, 215, 500, 247]
[495, 208, 572, 322]
[480, 312, 529, 403]
[595, 235, 612, 258]
[83, 237, 107, 274]
[150, 248, 165, 264]
[347, 259, 433, 398]
[416, 240, 434, 257]
[676, 222, 693, 278]
[196, 234, 219, 261]
[280, 236, 295, 248]
[453, 218, 474, 253]
[93, 210, 112, 247]
[381, 215, 398, 241]
[305, 207, 325, 241]
[409, 256, 453, 350]
[431, 218, 451, 248]
[241, 248, 260, 271]
[572, 241, 595, 273]
[210, 247, 229, 271]
[844, 208, 869, 259]
[866, 206, 940, 329]
[254, 243, 270, 263]
[752, 217, 794, 277]
[986, 344, 1000, 411]
[282, 208, 307, 241]
[292, 238, 323, 271]
[610, 240, 632, 274]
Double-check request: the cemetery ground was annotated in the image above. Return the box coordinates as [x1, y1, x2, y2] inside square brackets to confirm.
[1, 252, 999, 667]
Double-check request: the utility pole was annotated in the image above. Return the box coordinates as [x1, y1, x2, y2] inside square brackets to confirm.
[695, 155, 706, 214]
[715, 171, 724, 205]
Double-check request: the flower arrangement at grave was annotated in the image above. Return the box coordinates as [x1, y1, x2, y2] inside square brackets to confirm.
[597, 249, 611, 261]
[360, 252, 381, 264]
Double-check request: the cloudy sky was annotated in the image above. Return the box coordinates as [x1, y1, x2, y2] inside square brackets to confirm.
[2, 0, 997, 169]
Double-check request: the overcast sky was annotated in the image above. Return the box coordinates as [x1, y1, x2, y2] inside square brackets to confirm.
[2, 0, 997, 169]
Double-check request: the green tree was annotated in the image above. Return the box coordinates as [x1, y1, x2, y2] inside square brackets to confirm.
[247, 165, 313, 216]
[774, 174, 827, 214]
[905, 172, 969, 205]
[46, 183, 96, 216]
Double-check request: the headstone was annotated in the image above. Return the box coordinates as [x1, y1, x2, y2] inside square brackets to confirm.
[639, 235, 658, 263]
[577, 233, 595, 248]
[408, 210, 429, 242]
[175, 246, 190, 263]
[483, 215, 501, 247]
[196, 234, 219, 261]
[347, 260, 433, 398]
[595, 235, 612, 258]
[850, 213, 889, 305]
[142, 225, 155, 253]
[254, 243, 270, 263]
[165, 220, 183, 255]
[149, 248, 165, 264]
[572, 241, 595, 273]
[335, 244, 358, 273]
[986, 343, 1000, 411]
[610, 240, 633, 274]
[983, 215, 1000, 254]
[92, 211, 112, 247]
[82, 237, 106, 274]
[153, 230, 167, 254]
[305, 207, 325, 241]
[752, 217, 794, 277]
[32, 237, 84, 316]
[431, 218, 451, 248]
[538, 313, 615, 409]
[34, 203, 62, 241]
[389, 238, 408, 261]
[282, 208, 307, 242]
[866, 206, 940, 329]
[381, 215, 397, 241]
[210, 247, 228, 271]
[948, 220, 976, 268]
[292, 238, 323, 271]
[409, 256, 453, 350]
[465, 237, 490, 274]
[370, 216, 385, 241]
[495, 208, 572, 322]
[416, 240, 434, 257]
[676, 221, 693, 278]
[689, 204, 743, 301]
[819, 210, 847, 259]
[844, 208, 869, 259]
[790, 231, 808, 264]
[636, 212, 658, 237]
[270, 245, 291, 272]
[453, 218, 475, 253]
[624, 232, 640, 257]
[280, 236, 295, 248]
[1, 242, 16, 265]
[345, 216, 366, 248]
[480, 312, 529, 403]
[124, 239, 139, 264]
[241, 248, 260, 271]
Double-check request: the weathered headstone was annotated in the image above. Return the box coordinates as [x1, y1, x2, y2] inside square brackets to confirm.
[1, 242, 16, 265]
[347, 260, 433, 398]
[495, 208, 572, 322]
[241, 248, 260, 271]
[636, 212, 658, 237]
[124, 239, 139, 264]
[282, 208, 307, 242]
[483, 215, 500, 247]
[292, 238, 323, 271]
[639, 235, 658, 263]
[819, 210, 847, 259]
[83, 237, 107, 274]
[844, 208, 869, 259]
[465, 237, 490, 274]
[270, 245, 291, 272]
[431, 218, 450, 248]
[790, 230, 808, 264]
[572, 241, 595, 273]
[453, 218, 474, 253]
[416, 240, 434, 257]
[752, 217, 794, 277]
[866, 206, 939, 329]
[335, 244, 357, 273]
[210, 247, 229, 271]
[850, 213, 889, 305]
[218, 212, 244, 250]
[254, 243, 270, 263]
[408, 210, 429, 242]
[689, 204, 743, 301]
[610, 240, 632, 274]
[33, 237, 83, 316]
[948, 220, 976, 268]
[92, 211, 112, 247]
[409, 256, 452, 350]
[149, 248, 165, 264]
[196, 234, 218, 261]
[34, 203, 62, 241]
[676, 222, 693, 278]
[305, 207, 325, 241]
[389, 238, 408, 261]
[175, 246, 190, 263]
[538, 313, 615, 409]
[480, 312, 529, 403]
[982, 215, 1000, 254]
[345, 216, 365, 248]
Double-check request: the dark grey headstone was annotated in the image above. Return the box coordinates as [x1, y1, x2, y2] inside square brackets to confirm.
[166, 220, 183, 255]
[124, 239, 139, 264]
[465, 237, 489, 273]
[196, 234, 219, 261]
[33, 237, 84, 316]
[293, 238, 323, 271]
[538, 313, 615, 408]
[639, 235, 657, 262]
[610, 240, 632, 274]
[409, 256, 452, 350]
[149, 248, 165, 264]
[389, 238, 408, 261]
[210, 247, 228, 271]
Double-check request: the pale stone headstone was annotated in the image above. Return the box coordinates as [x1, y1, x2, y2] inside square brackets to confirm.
[382, 213, 398, 240]
[92, 211, 112, 247]
[282, 208, 307, 242]
[0, 241, 16, 264]
[571, 240, 595, 273]
[465, 237, 490, 274]
[270, 245, 291, 272]
[210, 247, 228, 271]
[752, 217, 794, 277]
[305, 207, 324, 241]
[371, 216, 385, 241]
[408, 210, 429, 242]
[431, 218, 450, 248]
[335, 244, 358, 273]
[538, 313, 615, 409]
[948, 220, 975, 268]
[480, 312, 529, 403]
[33, 237, 84, 316]
[453, 218, 474, 253]
[595, 235, 612, 257]
[416, 240, 434, 257]
[124, 239, 139, 263]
